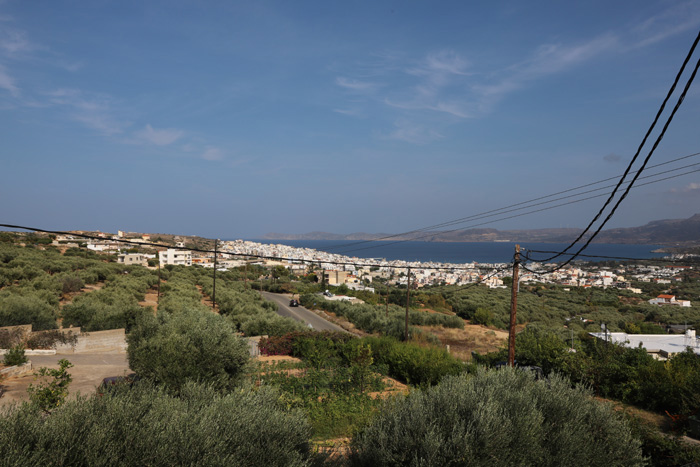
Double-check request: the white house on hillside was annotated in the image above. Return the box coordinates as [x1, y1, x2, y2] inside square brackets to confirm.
[649, 294, 691, 307]
[159, 249, 192, 267]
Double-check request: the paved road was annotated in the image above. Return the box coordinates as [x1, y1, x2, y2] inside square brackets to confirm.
[0, 352, 130, 407]
[261, 291, 348, 333]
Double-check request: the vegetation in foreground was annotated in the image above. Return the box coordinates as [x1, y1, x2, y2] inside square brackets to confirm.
[350, 368, 643, 466]
[2, 233, 699, 464]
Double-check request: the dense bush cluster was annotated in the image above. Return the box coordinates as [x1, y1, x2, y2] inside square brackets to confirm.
[442, 281, 700, 331]
[127, 307, 250, 394]
[62, 268, 157, 331]
[158, 266, 306, 336]
[0, 382, 314, 466]
[477, 326, 700, 418]
[350, 368, 644, 466]
[364, 336, 465, 387]
[259, 330, 354, 357]
[0, 243, 144, 330]
[298, 294, 463, 338]
[260, 331, 465, 387]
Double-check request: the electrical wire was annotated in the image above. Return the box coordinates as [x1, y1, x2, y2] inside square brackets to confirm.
[324, 150, 700, 253]
[523, 249, 686, 263]
[532, 29, 700, 268]
[0, 223, 500, 272]
[330, 166, 700, 255]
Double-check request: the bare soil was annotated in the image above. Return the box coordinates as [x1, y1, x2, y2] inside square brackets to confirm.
[196, 285, 218, 313]
[59, 281, 106, 308]
[139, 287, 159, 312]
[422, 322, 512, 361]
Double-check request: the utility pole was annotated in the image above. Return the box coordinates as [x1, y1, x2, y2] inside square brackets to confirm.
[244, 260, 248, 289]
[508, 244, 520, 367]
[157, 259, 161, 311]
[405, 267, 411, 341]
[212, 239, 217, 311]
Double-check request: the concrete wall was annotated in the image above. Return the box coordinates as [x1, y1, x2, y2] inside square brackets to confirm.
[0, 324, 33, 342]
[0, 362, 32, 378]
[55, 329, 127, 354]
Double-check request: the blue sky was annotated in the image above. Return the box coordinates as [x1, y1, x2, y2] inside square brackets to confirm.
[1, 1, 699, 239]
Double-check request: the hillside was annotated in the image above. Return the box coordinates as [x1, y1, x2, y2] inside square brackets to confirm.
[265, 213, 700, 246]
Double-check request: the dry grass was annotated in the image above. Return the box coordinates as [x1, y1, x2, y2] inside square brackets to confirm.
[421, 322, 512, 361]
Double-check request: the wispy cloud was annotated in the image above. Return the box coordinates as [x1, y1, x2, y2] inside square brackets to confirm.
[0, 64, 19, 96]
[475, 34, 619, 105]
[0, 29, 33, 55]
[135, 124, 184, 146]
[335, 76, 378, 92]
[382, 120, 443, 144]
[669, 182, 700, 194]
[47, 88, 128, 135]
[333, 108, 363, 117]
[332, 3, 698, 146]
[201, 146, 224, 161]
[665, 181, 700, 204]
[407, 50, 471, 85]
[632, 1, 700, 48]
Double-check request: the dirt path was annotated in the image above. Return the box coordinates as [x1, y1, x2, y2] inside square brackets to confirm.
[59, 281, 106, 308]
[196, 285, 218, 313]
[139, 286, 159, 312]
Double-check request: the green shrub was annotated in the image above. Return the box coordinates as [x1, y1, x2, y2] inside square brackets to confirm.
[2, 344, 27, 366]
[364, 336, 464, 386]
[127, 308, 250, 394]
[258, 331, 354, 358]
[27, 359, 73, 413]
[350, 368, 644, 466]
[0, 382, 313, 466]
[0, 294, 57, 330]
[239, 314, 307, 337]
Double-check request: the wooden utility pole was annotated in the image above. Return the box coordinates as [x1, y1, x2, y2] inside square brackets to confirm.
[212, 240, 217, 311]
[508, 244, 520, 367]
[157, 259, 161, 310]
[405, 267, 411, 341]
[244, 260, 248, 289]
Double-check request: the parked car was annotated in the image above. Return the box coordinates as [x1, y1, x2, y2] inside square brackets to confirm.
[289, 299, 299, 307]
[97, 373, 140, 396]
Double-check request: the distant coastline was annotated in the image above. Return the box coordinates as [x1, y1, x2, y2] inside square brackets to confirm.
[263, 213, 700, 247]
[243, 239, 667, 264]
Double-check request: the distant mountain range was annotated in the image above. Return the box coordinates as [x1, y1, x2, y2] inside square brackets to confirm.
[264, 214, 700, 246]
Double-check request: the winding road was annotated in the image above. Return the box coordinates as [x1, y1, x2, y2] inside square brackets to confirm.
[261, 291, 348, 333]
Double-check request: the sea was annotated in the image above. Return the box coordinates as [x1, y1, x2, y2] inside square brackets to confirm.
[242, 239, 667, 264]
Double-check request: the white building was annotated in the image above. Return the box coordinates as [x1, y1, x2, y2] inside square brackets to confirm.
[590, 330, 700, 360]
[118, 253, 148, 267]
[159, 249, 192, 267]
[649, 294, 691, 307]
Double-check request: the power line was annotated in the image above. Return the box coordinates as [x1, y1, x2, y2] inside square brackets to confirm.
[532, 29, 700, 268]
[324, 150, 700, 253]
[523, 249, 686, 263]
[0, 223, 501, 272]
[330, 166, 700, 255]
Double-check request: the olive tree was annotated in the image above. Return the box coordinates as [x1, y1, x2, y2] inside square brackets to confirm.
[350, 367, 644, 466]
[0, 382, 313, 466]
[127, 308, 249, 393]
